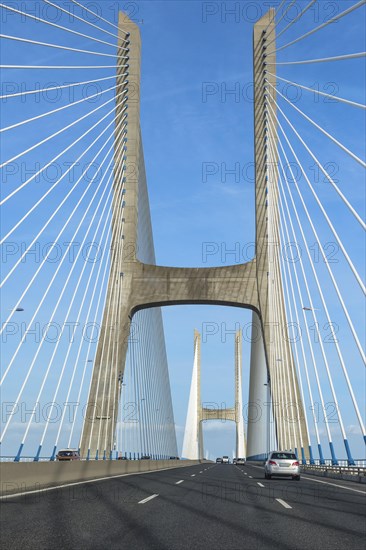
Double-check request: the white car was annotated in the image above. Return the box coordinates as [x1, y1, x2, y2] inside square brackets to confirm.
[264, 451, 300, 480]
[222, 456, 229, 464]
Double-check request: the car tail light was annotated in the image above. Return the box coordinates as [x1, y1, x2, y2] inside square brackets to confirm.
[292, 461, 300, 466]
[268, 460, 277, 465]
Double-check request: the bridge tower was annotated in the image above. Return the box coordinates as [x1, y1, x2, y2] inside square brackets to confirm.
[80, 9, 309, 462]
[182, 331, 246, 460]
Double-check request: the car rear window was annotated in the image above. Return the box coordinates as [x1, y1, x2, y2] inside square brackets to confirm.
[271, 452, 297, 460]
[58, 451, 78, 457]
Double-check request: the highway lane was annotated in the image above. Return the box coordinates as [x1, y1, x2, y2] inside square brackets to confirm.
[1, 462, 365, 549]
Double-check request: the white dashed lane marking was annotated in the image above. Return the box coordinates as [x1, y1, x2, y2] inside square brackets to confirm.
[138, 494, 159, 504]
[276, 498, 292, 509]
[175, 480, 184, 485]
[257, 482, 265, 488]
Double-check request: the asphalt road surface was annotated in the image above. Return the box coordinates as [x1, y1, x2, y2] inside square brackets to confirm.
[1, 462, 365, 549]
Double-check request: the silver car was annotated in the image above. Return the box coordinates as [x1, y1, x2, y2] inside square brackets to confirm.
[264, 451, 300, 480]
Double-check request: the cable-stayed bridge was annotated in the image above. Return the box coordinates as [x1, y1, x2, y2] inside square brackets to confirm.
[0, 0, 365, 481]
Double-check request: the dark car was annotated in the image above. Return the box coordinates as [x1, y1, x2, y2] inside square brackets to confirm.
[140, 455, 151, 460]
[117, 455, 128, 460]
[216, 457, 222, 463]
[56, 449, 80, 461]
[169, 456, 180, 460]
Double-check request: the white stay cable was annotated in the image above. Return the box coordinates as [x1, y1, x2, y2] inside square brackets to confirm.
[0, 111, 126, 289]
[0, 3, 120, 49]
[101, 141, 129, 456]
[0, 75, 117, 100]
[266, 52, 366, 65]
[263, 0, 287, 34]
[73, 187, 126, 450]
[1, 136, 122, 444]
[267, 133, 301, 452]
[0, 87, 126, 168]
[266, 125, 316, 449]
[265, 0, 297, 40]
[267, 105, 366, 365]
[0, 117, 126, 340]
[0, 64, 125, 69]
[94, 178, 127, 454]
[0, 123, 127, 382]
[266, 138, 286, 449]
[267, 135, 308, 452]
[79, 175, 126, 452]
[267, 0, 366, 54]
[0, 87, 126, 206]
[102, 189, 127, 455]
[265, 84, 366, 229]
[67, 212, 112, 448]
[269, 160, 334, 450]
[266, 81, 366, 170]
[107, 212, 127, 456]
[42, 0, 120, 41]
[268, 124, 366, 436]
[0, 34, 127, 57]
[265, 116, 335, 450]
[277, 199, 322, 448]
[277, 211, 310, 448]
[267, 99, 365, 295]
[267, 73, 365, 110]
[23, 162, 114, 450]
[54, 159, 125, 450]
[69, 0, 128, 34]
[265, 0, 317, 49]
[1, 83, 127, 133]
[269, 136, 349, 445]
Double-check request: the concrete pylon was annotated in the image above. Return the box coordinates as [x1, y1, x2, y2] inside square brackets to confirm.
[80, 9, 309, 461]
[182, 331, 203, 460]
[182, 331, 246, 459]
[235, 332, 246, 458]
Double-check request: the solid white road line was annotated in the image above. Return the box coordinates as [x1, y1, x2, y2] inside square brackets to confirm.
[302, 475, 366, 494]
[138, 494, 159, 504]
[175, 480, 184, 485]
[257, 482, 265, 487]
[276, 498, 292, 509]
[249, 476, 253, 479]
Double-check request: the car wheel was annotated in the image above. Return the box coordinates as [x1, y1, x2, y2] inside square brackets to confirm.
[266, 473, 271, 480]
[293, 475, 300, 481]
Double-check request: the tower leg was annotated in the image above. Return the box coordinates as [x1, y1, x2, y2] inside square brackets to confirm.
[235, 330, 246, 458]
[247, 312, 269, 460]
[182, 331, 202, 459]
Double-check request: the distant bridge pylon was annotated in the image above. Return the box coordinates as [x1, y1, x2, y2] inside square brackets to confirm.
[182, 330, 246, 460]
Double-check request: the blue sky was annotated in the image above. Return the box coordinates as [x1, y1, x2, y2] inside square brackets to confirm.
[1, 1, 365, 460]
